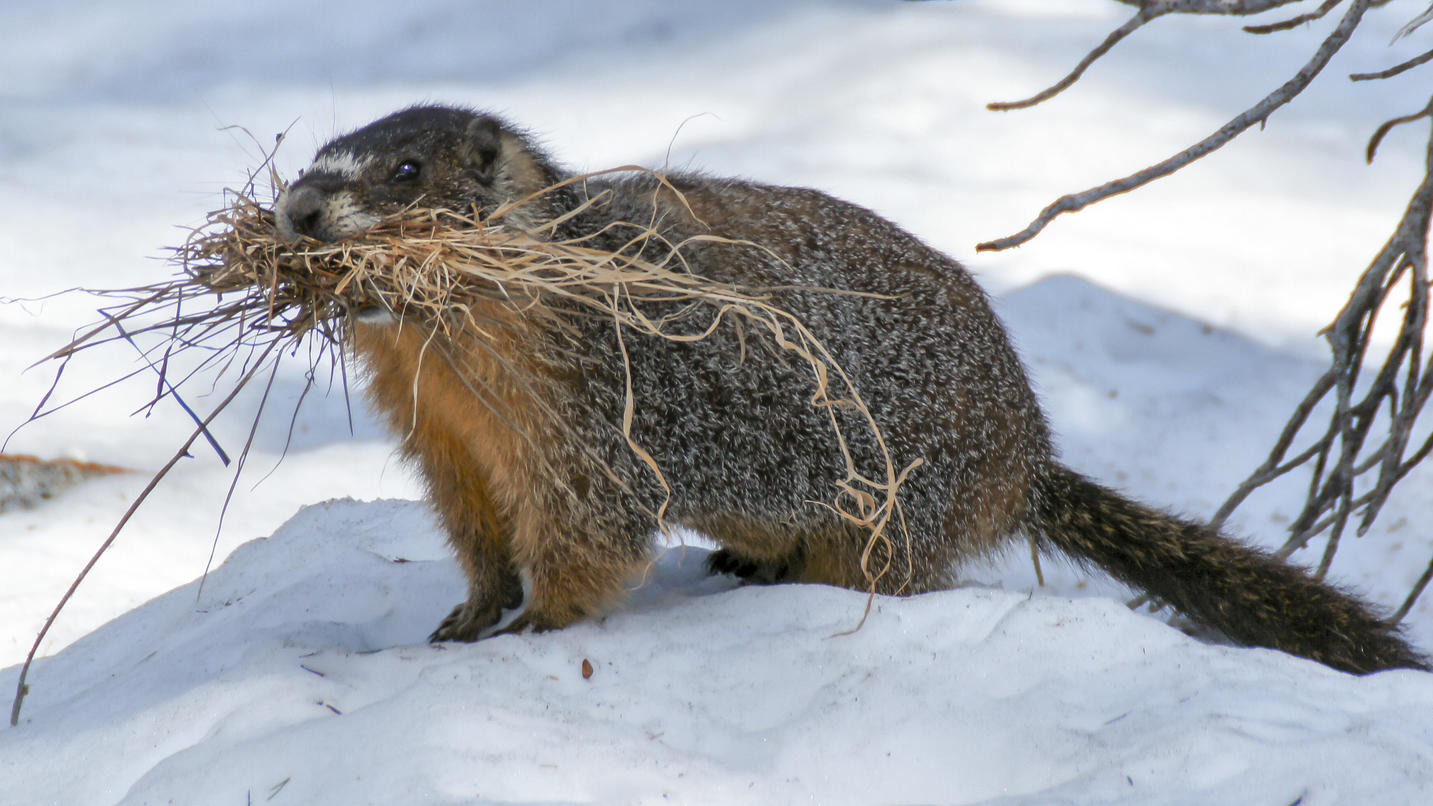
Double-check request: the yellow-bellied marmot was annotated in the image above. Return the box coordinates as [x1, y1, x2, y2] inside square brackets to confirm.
[273, 105, 1426, 674]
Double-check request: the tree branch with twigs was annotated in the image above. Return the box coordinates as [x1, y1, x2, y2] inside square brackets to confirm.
[969, 0, 1433, 623]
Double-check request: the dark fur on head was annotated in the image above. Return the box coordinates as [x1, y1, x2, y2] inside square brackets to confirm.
[276, 106, 566, 241]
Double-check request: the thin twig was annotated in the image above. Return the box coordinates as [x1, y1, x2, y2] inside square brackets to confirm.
[1392, 554, 1433, 623]
[978, 0, 1372, 251]
[1113, 0, 1308, 14]
[1207, 371, 1337, 531]
[196, 349, 285, 602]
[1212, 98, 1433, 619]
[1350, 46, 1433, 82]
[1367, 97, 1433, 162]
[1392, 1, 1433, 42]
[10, 341, 279, 727]
[1244, 0, 1343, 34]
[987, 8, 1165, 111]
[109, 316, 230, 466]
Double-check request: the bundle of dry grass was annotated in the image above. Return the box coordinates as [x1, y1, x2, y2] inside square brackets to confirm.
[169, 183, 914, 561]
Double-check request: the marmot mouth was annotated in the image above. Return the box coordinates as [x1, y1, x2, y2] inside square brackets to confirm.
[174, 188, 738, 342]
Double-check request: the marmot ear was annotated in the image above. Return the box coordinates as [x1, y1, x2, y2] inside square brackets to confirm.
[464, 116, 504, 185]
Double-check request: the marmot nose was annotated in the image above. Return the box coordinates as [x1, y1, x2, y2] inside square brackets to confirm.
[276, 184, 325, 241]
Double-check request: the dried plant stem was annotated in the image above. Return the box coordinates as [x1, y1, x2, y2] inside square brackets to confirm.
[10, 341, 279, 727]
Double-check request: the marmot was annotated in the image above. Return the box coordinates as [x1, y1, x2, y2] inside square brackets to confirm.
[274, 105, 1426, 674]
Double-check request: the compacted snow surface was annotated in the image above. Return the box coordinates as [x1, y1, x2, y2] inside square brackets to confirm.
[3, 1, 1433, 803]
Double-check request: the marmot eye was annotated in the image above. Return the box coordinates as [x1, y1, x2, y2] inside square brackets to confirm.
[391, 160, 421, 182]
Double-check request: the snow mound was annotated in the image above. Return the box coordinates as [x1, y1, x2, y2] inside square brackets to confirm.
[5, 498, 1431, 805]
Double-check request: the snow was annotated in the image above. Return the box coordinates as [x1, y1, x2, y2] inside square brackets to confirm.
[7, 500, 1433, 805]
[3, 1, 1433, 803]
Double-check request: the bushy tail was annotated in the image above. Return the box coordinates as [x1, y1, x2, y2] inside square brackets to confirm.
[1026, 464, 1428, 675]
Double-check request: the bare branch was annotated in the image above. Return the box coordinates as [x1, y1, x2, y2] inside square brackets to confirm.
[1351, 47, 1433, 82]
[1114, 0, 1307, 13]
[988, 0, 1321, 111]
[987, 9, 1164, 112]
[1244, 0, 1343, 34]
[1210, 96, 1433, 621]
[1392, 554, 1433, 623]
[1393, 2, 1433, 42]
[974, 0, 1433, 621]
[978, 0, 1371, 252]
[1207, 371, 1338, 530]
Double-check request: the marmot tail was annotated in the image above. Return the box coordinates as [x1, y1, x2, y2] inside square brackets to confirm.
[1026, 463, 1429, 674]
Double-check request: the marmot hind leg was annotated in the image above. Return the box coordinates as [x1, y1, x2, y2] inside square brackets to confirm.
[704, 516, 961, 596]
[706, 547, 803, 585]
[698, 516, 908, 592]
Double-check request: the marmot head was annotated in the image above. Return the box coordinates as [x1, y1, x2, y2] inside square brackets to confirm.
[275, 105, 564, 242]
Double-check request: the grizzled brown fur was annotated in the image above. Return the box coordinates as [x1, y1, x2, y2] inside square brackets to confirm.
[275, 105, 1427, 674]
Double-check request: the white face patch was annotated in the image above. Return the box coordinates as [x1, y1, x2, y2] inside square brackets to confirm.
[273, 185, 380, 241]
[322, 190, 381, 237]
[309, 149, 372, 180]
